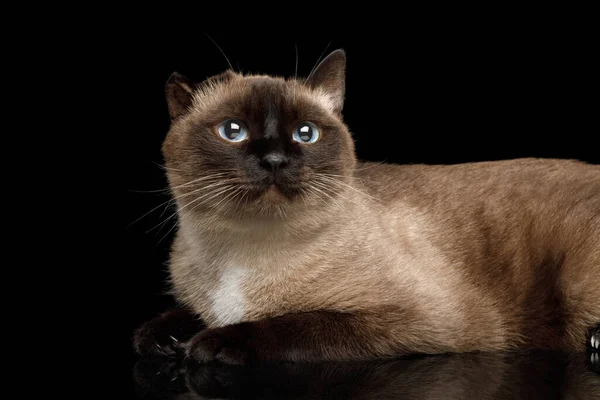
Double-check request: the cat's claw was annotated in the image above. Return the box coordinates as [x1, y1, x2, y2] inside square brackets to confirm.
[134, 309, 205, 357]
[134, 324, 183, 357]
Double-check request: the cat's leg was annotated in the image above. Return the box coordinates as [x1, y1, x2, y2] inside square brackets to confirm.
[185, 310, 415, 365]
[134, 308, 206, 357]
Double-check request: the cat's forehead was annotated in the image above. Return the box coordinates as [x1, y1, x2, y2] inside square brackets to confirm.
[190, 73, 336, 116]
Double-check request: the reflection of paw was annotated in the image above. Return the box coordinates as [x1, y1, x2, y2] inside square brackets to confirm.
[186, 325, 254, 366]
[185, 365, 249, 399]
[589, 326, 600, 374]
[132, 357, 188, 396]
[133, 310, 204, 357]
[590, 353, 600, 374]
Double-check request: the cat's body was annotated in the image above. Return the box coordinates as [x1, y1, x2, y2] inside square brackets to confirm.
[170, 158, 599, 354]
[135, 50, 600, 364]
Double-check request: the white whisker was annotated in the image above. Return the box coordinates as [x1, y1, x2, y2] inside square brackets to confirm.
[314, 174, 381, 204]
[168, 172, 233, 191]
[145, 181, 236, 234]
[311, 179, 361, 209]
[212, 187, 243, 210]
[308, 183, 344, 210]
[305, 41, 332, 84]
[205, 33, 234, 71]
[293, 44, 299, 104]
[128, 197, 176, 228]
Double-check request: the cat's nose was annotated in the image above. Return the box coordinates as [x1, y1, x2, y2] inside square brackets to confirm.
[260, 153, 289, 174]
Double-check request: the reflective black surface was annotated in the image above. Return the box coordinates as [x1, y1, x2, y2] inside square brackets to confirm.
[132, 351, 599, 399]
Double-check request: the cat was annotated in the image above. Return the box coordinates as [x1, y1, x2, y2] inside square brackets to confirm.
[134, 49, 600, 365]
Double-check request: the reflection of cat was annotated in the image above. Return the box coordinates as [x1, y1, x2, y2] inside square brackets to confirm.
[132, 352, 600, 399]
[134, 49, 599, 364]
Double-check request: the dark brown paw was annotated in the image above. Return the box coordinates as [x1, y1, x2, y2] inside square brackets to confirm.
[133, 309, 204, 357]
[186, 325, 254, 366]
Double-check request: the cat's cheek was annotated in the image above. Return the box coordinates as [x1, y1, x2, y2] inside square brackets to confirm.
[185, 323, 257, 366]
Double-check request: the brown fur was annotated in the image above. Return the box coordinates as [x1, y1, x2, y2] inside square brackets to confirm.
[147, 49, 599, 363]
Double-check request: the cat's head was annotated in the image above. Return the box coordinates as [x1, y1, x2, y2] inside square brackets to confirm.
[162, 49, 356, 221]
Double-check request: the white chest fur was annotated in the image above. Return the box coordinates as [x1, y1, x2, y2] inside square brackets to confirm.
[209, 265, 248, 327]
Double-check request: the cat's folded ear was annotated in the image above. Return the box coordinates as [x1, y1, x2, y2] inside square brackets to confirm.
[306, 49, 346, 115]
[166, 72, 196, 120]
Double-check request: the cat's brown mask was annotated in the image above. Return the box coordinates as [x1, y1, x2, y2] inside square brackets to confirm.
[162, 50, 356, 219]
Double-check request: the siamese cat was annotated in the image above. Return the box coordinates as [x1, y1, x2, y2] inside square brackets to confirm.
[134, 49, 600, 365]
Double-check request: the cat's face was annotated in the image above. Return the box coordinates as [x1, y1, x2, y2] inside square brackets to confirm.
[162, 50, 356, 220]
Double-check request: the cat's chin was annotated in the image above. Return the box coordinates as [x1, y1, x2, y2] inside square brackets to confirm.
[262, 184, 290, 201]
[240, 184, 305, 218]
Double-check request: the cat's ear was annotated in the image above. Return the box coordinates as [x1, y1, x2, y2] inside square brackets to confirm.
[166, 70, 238, 119]
[166, 72, 196, 120]
[306, 49, 346, 114]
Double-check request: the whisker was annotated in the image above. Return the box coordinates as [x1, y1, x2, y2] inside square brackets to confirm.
[127, 188, 172, 194]
[175, 179, 237, 198]
[226, 188, 245, 209]
[304, 41, 331, 84]
[293, 44, 299, 103]
[146, 208, 179, 234]
[158, 198, 176, 220]
[212, 187, 243, 210]
[153, 185, 236, 237]
[308, 183, 344, 210]
[204, 33, 234, 71]
[168, 172, 233, 192]
[194, 185, 239, 208]
[313, 174, 381, 204]
[304, 186, 328, 207]
[157, 218, 179, 245]
[180, 186, 240, 228]
[127, 197, 177, 228]
[153, 162, 183, 172]
[233, 187, 250, 210]
[294, 44, 299, 80]
[298, 187, 310, 208]
[311, 179, 360, 208]
[353, 162, 386, 172]
[130, 173, 232, 194]
[145, 181, 236, 234]
[311, 177, 369, 209]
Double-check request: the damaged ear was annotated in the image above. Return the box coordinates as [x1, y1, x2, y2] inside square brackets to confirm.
[306, 49, 346, 114]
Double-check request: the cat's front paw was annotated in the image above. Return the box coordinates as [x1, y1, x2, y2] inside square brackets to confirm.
[186, 324, 255, 366]
[134, 309, 204, 357]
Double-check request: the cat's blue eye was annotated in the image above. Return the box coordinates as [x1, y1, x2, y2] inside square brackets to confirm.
[218, 119, 248, 142]
[292, 122, 320, 144]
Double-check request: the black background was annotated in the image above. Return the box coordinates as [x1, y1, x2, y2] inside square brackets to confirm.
[123, 27, 597, 370]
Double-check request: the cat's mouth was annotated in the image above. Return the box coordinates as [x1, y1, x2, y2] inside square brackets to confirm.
[247, 180, 303, 202]
[264, 184, 288, 199]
